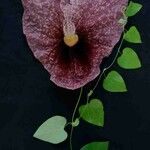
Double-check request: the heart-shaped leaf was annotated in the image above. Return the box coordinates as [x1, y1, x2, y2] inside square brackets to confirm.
[117, 47, 141, 69]
[126, 1, 142, 17]
[103, 71, 127, 92]
[33, 116, 68, 144]
[81, 141, 109, 150]
[124, 26, 142, 43]
[79, 99, 104, 127]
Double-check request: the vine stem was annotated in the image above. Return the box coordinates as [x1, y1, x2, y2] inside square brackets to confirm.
[69, 87, 83, 150]
[69, 33, 125, 150]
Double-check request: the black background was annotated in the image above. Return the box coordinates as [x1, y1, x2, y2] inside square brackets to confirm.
[0, 0, 150, 150]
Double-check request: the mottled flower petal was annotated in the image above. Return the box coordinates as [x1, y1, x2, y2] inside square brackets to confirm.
[22, 0, 63, 72]
[22, 0, 128, 90]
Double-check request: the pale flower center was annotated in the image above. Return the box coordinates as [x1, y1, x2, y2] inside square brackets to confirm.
[60, 0, 79, 47]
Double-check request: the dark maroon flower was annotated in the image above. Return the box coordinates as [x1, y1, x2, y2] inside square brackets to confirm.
[22, 0, 128, 90]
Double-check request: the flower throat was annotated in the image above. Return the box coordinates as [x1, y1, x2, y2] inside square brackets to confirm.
[60, 0, 79, 47]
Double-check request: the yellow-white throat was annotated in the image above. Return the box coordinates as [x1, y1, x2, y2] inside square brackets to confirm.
[61, 1, 79, 47]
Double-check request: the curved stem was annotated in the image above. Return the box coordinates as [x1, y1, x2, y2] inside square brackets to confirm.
[69, 87, 83, 150]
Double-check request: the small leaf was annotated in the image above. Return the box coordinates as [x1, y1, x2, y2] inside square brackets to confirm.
[33, 116, 68, 144]
[126, 1, 142, 17]
[81, 141, 109, 150]
[72, 118, 80, 127]
[88, 90, 93, 97]
[118, 18, 128, 26]
[79, 99, 104, 127]
[103, 71, 127, 92]
[124, 26, 142, 43]
[117, 47, 141, 69]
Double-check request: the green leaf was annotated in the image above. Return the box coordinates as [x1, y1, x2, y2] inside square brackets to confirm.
[33, 116, 68, 144]
[124, 26, 142, 43]
[81, 141, 109, 150]
[126, 1, 142, 17]
[117, 47, 141, 69]
[103, 71, 127, 92]
[79, 99, 104, 127]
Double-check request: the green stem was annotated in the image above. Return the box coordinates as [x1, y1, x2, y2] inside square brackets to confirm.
[69, 87, 83, 150]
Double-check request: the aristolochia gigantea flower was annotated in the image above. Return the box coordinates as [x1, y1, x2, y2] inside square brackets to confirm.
[22, 0, 128, 90]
